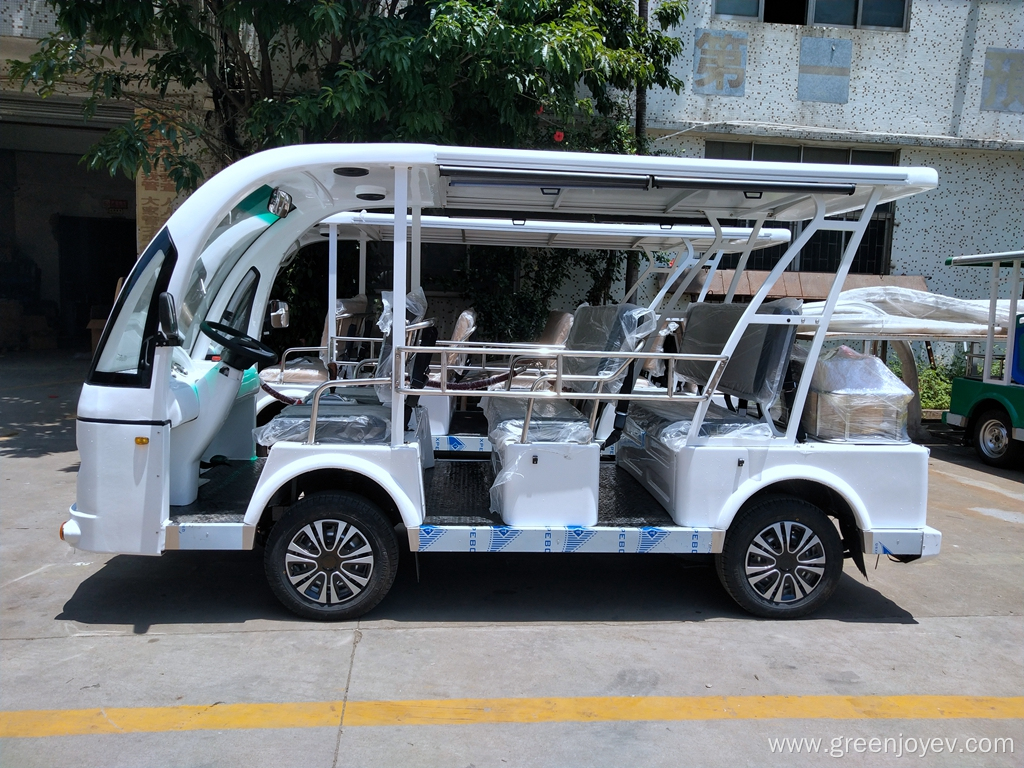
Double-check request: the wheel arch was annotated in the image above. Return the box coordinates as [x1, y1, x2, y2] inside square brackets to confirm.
[715, 469, 870, 575]
[966, 396, 1020, 433]
[244, 453, 420, 531]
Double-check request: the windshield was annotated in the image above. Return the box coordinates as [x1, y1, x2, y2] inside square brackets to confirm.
[178, 185, 281, 351]
[88, 228, 176, 387]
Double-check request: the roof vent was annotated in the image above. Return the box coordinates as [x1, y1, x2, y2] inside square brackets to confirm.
[355, 185, 387, 201]
[334, 167, 369, 177]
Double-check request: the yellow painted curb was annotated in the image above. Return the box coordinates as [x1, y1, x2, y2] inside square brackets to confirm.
[1, 696, 1021, 739]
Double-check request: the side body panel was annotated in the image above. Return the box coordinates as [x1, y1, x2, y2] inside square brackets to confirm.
[619, 441, 930, 532]
[948, 377, 1024, 430]
[243, 442, 425, 527]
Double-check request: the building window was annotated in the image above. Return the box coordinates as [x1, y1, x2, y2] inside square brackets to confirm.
[704, 141, 897, 275]
[714, 0, 908, 29]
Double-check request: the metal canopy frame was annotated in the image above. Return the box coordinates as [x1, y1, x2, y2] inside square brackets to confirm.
[155, 143, 935, 450]
[949, 250, 1023, 387]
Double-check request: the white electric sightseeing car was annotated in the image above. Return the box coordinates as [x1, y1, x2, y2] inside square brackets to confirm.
[63, 144, 941, 620]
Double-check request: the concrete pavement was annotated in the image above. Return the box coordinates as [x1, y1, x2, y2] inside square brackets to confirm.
[1, 351, 1021, 767]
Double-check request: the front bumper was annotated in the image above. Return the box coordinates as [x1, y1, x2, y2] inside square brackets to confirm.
[861, 526, 942, 562]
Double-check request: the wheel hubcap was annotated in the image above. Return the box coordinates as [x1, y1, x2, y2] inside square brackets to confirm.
[979, 419, 1008, 458]
[745, 521, 827, 604]
[285, 519, 374, 605]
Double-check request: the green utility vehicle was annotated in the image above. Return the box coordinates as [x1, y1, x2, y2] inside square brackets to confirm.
[945, 251, 1023, 468]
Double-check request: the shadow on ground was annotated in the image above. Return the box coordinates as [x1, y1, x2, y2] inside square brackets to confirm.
[57, 548, 915, 633]
[0, 351, 90, 459]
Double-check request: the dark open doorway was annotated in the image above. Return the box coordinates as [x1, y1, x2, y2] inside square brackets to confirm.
[57, 216, 137, 348]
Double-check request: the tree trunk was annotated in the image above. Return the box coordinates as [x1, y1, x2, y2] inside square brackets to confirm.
[635, 0, 648, 154]
[891, 340, 931, 442]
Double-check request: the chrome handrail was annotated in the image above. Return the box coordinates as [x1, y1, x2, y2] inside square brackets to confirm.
[305, 377, 391, 444]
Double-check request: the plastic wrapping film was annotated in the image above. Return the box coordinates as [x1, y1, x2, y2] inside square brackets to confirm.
[483, 396, 593, 449]
[802, 345, 914, 442]
[375, 287, 428, 404]
[444, 307, 477, 371]
[253, 403, 391, 446]
[258, 356, 328, 384]
[675, 298, 801, 407]
[562, 304, 657, 394]
[623, 400, 773, 451]
[643, 321, 680, 377]
[376, 286, 428, 335]
[802, 286, 1012, 338]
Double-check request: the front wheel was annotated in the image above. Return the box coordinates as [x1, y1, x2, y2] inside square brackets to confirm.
[972, 408, 1021, 468]
[265, 492, 399, 621]
[716, 497, 844, 619]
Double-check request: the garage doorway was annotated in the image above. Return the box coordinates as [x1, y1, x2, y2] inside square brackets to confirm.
[56, 216, 137, 348]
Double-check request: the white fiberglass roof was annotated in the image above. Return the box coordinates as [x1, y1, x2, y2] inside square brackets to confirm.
[318, 212, 792, 252]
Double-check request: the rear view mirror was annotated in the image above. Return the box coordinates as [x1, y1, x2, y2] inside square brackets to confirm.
[269, 300, 290, 329]
[157, 292, 182, 346]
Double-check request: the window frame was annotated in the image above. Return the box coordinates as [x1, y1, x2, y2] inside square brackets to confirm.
[87, 228, 177, 389]
[714, 0, 911, 30]
[807, 0, 911, 31]
[712, 0, 766, 22]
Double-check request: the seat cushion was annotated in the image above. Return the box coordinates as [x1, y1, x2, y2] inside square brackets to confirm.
[623, 401, 773, 451]
[482, 396, 593, 447]
[253, 403, 391, 446]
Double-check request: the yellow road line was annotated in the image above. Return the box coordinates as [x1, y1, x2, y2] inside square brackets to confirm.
[1, 696, 1021, 738]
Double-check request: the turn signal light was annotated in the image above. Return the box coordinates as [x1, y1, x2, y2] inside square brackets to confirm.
[135, 437, 150, 445]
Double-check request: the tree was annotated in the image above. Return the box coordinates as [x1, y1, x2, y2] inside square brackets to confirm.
[10, 0, 687, 192]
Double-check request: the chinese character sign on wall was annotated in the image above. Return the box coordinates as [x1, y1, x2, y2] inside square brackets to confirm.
[693, 29, 748, 97]
[981, 48, 1024, 113]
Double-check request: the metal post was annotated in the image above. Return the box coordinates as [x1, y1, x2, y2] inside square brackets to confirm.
[392, 167, 409, 448]
[1004, 258, 1020, 386]
[328, 223, 338, 363]
[411, 205, 422, 292]
[358, 233, 367, 296]
[725, 214, 768, 304]
[984, 262, 998, 384]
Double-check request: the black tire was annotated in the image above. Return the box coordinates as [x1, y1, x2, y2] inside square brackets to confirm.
[972, 408, 1022, 469]
[265, 492, 399, 621]
[716, 497, 843, 619]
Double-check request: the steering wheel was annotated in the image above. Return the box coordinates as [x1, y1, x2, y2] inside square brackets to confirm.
[200, 321, 279, 369]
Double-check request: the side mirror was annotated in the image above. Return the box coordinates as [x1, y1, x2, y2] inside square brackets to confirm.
[269, 300, 290, 329]
[157, 292, 182, 346]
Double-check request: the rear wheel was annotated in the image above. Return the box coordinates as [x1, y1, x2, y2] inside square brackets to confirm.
[265, 492, 399, 621]
[716, 497, 843, 619]
[972, 408, 1021, 468]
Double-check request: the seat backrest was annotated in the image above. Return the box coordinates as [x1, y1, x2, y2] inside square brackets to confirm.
[563, 304, 656, 394]
[445, 308, 477, 371]
[537, 311, 573, 345]
[676, 298, 802, 406]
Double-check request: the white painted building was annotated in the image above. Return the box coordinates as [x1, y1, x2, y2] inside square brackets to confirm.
[646, 0, 1023, 299]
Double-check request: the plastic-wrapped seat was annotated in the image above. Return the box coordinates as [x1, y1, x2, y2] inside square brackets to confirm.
[252, 401, 434, 465]
[617, 299, 802, 521]
[483, 303, 655, 526]
[483, 303, 656, 440]
[254, 403, 391, 446]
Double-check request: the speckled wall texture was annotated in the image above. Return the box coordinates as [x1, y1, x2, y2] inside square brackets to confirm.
[893, 148, 1023, 300]
[647, 1, 1023, 301]
[648, 0, 1024, 141]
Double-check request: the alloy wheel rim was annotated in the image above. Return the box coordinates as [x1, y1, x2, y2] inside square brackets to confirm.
[285, 519, 375, 605]
[979, 419, 1008, 458]
[745, 521, 827, 604]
